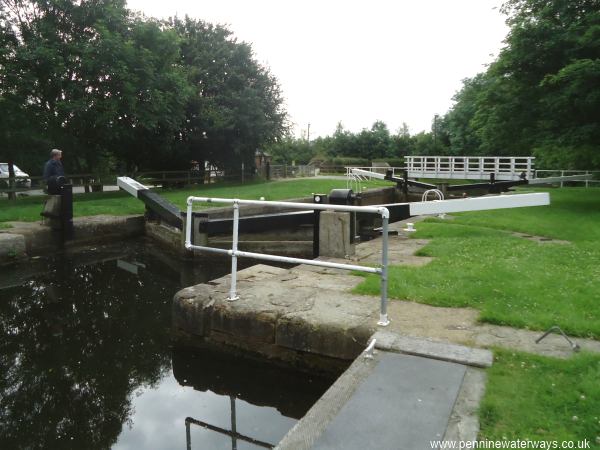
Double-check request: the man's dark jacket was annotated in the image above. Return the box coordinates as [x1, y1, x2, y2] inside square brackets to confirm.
[43, 159, 65, 180]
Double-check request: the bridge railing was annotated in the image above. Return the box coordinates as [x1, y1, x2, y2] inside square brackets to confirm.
[405, 156, 535, 181]
[185, 196, 392, 326]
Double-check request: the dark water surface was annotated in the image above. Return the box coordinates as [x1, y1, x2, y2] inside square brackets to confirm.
[0, 239, 334, 450]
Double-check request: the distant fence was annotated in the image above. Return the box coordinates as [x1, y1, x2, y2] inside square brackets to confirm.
[535, 170, 600, 187]
[0, 165, 320, 198]
[263, 164, 317, 179]
[0, 169, 236, 197]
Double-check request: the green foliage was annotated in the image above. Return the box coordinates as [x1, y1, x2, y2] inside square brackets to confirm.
[444, 75, 485, 154]
[374, 158, 404, 167]
[320, 157, 370, 167]
[265, 137, 315, 164]
[324, 121, 396, 160]
[266, 119, 451, 164]
[481, 349, 600, 444]
[355, 188, 600, 338]
[0, 1, 287, 175]
[444, 0, 600, 168]
[172, 17, 288, 172]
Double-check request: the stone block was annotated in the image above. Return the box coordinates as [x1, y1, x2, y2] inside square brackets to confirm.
[276, 314, 372, 360]
[172, 283, 222, 338]
[210, 302, 277, 344]
[275, 293, 377, 360]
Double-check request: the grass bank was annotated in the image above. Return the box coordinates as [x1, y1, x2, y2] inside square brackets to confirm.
[355, 188, 600, 338]
[0, 178, 385, 224]
[481, 349, 600, 446]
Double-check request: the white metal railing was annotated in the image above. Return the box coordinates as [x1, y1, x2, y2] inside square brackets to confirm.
[346, 169, 374, 192]
[405, 156, 535, 181]
[346, 165, 599, 187]
[185, 197, 392, 326]
[345, 167, 405, 190]
[534, 170, 599, 187]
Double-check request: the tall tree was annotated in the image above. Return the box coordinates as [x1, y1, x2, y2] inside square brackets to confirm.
[0, 2, 286, 176]
[0, 0, 132, 173]
[444, 0, 600, 168]
[172, 17, 288, 173]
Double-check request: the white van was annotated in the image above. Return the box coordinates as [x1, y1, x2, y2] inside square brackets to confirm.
[0, 163, 31, 188]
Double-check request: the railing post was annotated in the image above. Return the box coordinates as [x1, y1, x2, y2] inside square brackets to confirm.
[528, 158, 533, 179]
[185, 200, 193, 249]
[586, 171, 590, 188]
[228, 201, 240, 301]
[186, 419, 192, 450]
[230, 396, 237, 449]
[378, 212, 390, 326]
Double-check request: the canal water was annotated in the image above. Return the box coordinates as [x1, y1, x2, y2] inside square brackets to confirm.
[0, 239, 335, 450]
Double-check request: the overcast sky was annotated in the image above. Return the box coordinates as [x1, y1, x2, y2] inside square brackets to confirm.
[126, 0, 509, 138]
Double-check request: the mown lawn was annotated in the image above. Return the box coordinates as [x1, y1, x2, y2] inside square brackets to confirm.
[481, 349, 600, 447]
[0, 178, 386, 224]
[355, 188, 600, 338]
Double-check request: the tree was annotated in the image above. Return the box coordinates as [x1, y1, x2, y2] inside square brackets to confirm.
[106, 17, 191, 171]
[444, 0, 600, 168]
[264, 136, 315, 165]
[354, 121, 394, 161]
[0, 3, 287, 176]
[0, 0, 136, 174]
[392, 122, 414, 156]
[444, 75, 485, 155]
[172, 17, 288, 174]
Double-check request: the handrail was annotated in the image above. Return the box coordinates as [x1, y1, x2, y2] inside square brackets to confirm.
[185, 196, 391, 326]
[404, 156, 536, 181]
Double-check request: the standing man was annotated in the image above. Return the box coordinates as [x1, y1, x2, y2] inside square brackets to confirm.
[43, 149, 66, 194]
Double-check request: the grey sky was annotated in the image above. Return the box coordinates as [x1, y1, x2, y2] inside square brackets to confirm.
[126, 0, 508, 138]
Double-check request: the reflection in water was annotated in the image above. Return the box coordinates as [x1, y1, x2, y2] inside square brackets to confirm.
[0, 240, 335, 450]
[173, 346, 335, 450]
[186, 405, 275, 450]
